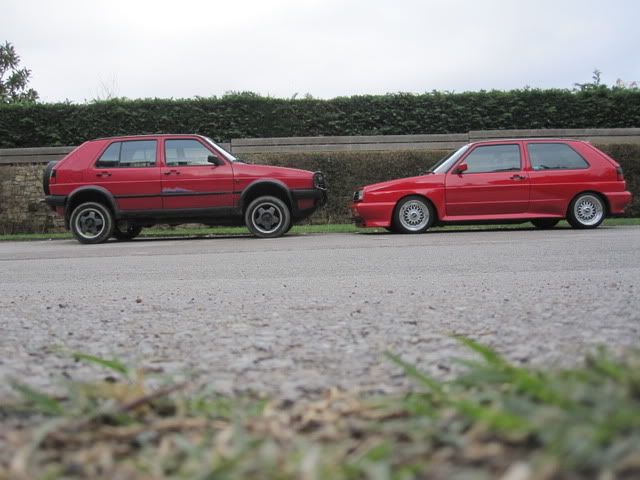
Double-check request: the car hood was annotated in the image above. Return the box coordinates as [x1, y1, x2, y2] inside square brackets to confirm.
[363, 173, 445, 192]
[232, 162, 313, 179]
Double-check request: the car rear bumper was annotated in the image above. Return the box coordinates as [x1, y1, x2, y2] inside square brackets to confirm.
[606, 191, 633, 215]
[44, 195, 66, 208]
[350, 201, 394, 228]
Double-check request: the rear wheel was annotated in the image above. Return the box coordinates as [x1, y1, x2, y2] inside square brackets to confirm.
[392, 196, 435, 234]
[567, 193, 605, 229]
[70, 202, 114, 244]
[113, 224, 143, 241]
[531, 219, 560, 229]
[245, 196, 291, 238]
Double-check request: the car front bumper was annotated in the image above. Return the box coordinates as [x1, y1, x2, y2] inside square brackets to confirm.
[291, 188, 327, 220]
[350, 201, 394, 228]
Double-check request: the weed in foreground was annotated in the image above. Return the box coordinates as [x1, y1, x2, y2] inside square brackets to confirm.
[1, 339, 639, 479]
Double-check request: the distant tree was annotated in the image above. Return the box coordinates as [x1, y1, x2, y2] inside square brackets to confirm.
[615, 78, 639, 89]
[0, 41, 38, 103]
[574, 69, 603, 91]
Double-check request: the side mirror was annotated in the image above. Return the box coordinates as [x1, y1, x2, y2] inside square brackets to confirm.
[208, 155, 223, 166]
[454, 163, 468, 174]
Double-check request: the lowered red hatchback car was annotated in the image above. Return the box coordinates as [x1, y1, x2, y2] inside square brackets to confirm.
[351, 139, 631, 232]
[44, 134, 326, 243]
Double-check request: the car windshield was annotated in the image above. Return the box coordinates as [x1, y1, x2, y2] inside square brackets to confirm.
[429, 144, 470, 174]
[203, 136, 238, 162]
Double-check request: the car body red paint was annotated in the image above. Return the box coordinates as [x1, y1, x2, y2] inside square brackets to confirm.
[44, 134, 326, 243]
[351, 139, 631, 232]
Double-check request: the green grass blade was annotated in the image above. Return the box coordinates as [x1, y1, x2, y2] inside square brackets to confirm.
[384, 352, 444, 396]
[72, 352, 128, 375]
[10, 382, 64, 416]
[454, 336, 508, 367]
[453, 399, 531, 433]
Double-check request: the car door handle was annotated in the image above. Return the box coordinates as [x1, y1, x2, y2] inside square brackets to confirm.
[96, 171, 111, 177]
[164, 170, 181, 176]
[510, 174, 526, 180]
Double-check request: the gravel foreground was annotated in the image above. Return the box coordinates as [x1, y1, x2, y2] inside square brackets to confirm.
[0, 227, 639, 400]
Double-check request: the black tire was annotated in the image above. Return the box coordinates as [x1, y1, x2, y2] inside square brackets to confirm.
[567, 193, 606, 229]
[392, 196, 435, 234]
[69, 202, 114, 244]
[531, 218, 560, 229]
[384, 226, 396, 233]
[244, 195, 291, 238]
[113, 224, 143, 241]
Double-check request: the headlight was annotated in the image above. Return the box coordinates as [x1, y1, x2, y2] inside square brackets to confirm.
[353, 189, 364, 202]
[313, 171, 327, 190]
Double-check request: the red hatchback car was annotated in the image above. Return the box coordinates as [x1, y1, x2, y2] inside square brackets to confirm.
[351, 139, 631, 232]
[44, 134, 326, 243]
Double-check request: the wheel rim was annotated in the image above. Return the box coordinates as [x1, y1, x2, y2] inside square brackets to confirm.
[75, 208, 106, 240]
[399, 200, 429, 231]
[574, 195, 604, 226]
[251, 202, 283, 234]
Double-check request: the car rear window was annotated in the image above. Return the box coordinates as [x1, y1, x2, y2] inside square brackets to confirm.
[95, 140, 157, 168]
[527, 143, 589, 170]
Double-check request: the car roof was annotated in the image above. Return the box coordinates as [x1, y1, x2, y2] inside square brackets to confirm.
[468, 138, 588, 146]
[93, 133, 207, 141]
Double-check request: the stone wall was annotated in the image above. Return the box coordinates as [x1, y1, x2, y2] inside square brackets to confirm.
[0, 164, 64, 234]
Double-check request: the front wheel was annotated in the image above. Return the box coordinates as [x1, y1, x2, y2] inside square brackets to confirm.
[69, 202, 114, 244]
[244, 196, 291, 238]
[567, 193, 605, 229]
[392, 196, 435, 234]
[113, 224, 143, 241]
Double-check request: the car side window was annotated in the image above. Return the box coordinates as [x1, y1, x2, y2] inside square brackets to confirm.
[165, 139, 214, 166]
[527, 143, 589, 170]
[461, 144, 521, 173]
[95, 140, 157, 168]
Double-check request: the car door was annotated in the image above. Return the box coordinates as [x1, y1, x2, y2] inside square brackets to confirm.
[88, 139, 162, 211]
[445, 143, 529, 216]
[161, 138, 235, 211]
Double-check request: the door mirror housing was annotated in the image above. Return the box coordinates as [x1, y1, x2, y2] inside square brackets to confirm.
[208, 155, 224, 166]
[454, 163, 468, 174]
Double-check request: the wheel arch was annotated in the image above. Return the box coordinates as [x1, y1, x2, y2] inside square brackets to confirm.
[567, 190, 610, 217]
[391, 193, 440, 225]
[65, 186, 119, 229]
[240, 179, 293, 214]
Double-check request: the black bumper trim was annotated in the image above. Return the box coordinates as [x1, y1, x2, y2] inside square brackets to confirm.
[290, 188, 327, 220]
[291, 188, 327, 204]
[44, 195, 66, 208]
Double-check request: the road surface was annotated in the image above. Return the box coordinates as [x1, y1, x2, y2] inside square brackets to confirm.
[1, 227, 639, 399]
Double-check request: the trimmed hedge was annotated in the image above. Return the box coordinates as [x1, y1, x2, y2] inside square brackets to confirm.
[243, 143, 640, 222]
[1, 89, 640, 148]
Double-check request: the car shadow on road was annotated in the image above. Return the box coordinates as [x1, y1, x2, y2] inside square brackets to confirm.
[357, 226, 576, 236]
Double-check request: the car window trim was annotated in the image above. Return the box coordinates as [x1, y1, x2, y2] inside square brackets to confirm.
[162, 137, 227, 168]
[525, 141, 591, 171]
[453, 143, 523, 174]
[94, 139, 158, 169]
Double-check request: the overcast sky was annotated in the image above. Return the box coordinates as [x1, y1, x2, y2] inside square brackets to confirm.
[3, 0, 639, 103]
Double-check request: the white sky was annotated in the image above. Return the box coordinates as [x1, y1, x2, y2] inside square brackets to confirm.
[3, 0, 639, 102]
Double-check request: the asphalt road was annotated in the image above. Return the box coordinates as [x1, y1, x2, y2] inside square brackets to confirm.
[1, 227, 639, 400]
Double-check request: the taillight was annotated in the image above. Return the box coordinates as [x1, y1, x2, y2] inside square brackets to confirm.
[616, 166, 624, 181]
